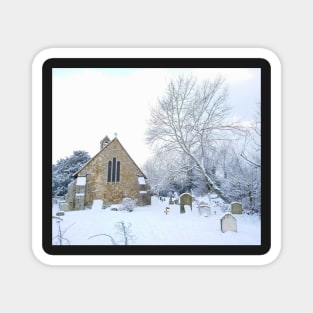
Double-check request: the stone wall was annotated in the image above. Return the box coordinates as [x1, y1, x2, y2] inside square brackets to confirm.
[65, 180, 76, 210]
[76, 138, 149, 206]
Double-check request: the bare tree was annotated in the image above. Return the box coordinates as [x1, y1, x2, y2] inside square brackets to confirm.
[146, 75, 235, 202]
[52, 218, 75, 245]
[114, 221, 135, 245]
[88, 220, 135, 245]
[240, 105, 261, 168]
[143, 150, 191, 195]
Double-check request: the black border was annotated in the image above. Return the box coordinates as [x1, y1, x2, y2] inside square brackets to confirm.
[43, 58, 271, 256]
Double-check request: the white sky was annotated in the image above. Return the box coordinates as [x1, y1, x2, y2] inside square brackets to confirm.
[52, 68, 260, 167]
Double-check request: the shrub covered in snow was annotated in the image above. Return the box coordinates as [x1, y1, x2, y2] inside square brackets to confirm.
[119, 198, 137, 212]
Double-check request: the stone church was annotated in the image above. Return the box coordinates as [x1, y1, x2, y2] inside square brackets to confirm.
[65, 135, 151, 210]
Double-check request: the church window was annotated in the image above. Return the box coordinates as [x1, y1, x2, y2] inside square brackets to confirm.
[107, 157, 120, 183]
[112, 157, 116, 182]
[117, 161, 120, 182]
[107, 160, 112, 182]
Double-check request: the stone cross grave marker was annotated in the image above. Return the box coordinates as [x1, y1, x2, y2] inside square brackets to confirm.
[164, 207, 170, 215]
[180, 193, 192, 213]
[231, 202, 243, 214]
[220, 213, 237, 233]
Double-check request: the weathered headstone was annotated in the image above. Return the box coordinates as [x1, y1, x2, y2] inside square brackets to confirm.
[169, 194, 173, 205]
[56, 211, 65, 216]
[231, 202, 243, 214]
[198, 201, 210, 216]
[92, 199, 103, 210]
[59, 202, 69, 211]
[180, 193, 192, 213]
[220, 213, 237, 233]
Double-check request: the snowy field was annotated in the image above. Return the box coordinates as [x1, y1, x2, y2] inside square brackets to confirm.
[52, 196, 261, 245]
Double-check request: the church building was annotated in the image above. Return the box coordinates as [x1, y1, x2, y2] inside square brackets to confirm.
[65, 135, 151, 210]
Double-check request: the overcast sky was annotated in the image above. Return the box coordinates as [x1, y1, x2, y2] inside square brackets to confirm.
[52, 68, 260, 166]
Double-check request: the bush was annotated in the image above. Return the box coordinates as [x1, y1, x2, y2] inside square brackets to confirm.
[119, 198, 137, 212]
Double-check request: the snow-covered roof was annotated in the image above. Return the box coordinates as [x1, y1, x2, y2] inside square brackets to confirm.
[138, 177, 146, 185]
[76, 177, 86, 186]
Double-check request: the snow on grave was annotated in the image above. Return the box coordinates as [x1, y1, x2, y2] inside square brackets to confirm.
[91, 199, 103, 210]
[198, 201, 211, 216]
[220, 213, 237, 233]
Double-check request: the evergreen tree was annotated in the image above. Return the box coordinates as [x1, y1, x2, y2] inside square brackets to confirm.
[52, 150, 91, 196]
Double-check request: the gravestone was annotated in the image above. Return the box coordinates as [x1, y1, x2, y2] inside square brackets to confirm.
[231, 202, 243, 214]
[173, 192, 179, 204]
[92, 199, 103, 210]
[59, 202, 69, 211]
[220, 213, 237, 233]
[169, 194, 173, 205]
[198, 201, 210, 216]
[180, 193, 192, 214]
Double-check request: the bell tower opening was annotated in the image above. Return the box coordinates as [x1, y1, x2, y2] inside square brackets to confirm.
[100, 135, 110, 150]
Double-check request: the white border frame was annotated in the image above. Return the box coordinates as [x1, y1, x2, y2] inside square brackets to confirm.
[32, 48, 281, 265]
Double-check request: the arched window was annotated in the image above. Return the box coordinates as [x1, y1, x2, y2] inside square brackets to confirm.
[107, 158, 120, 183]
[107, 160, 112, 182]
[112, 157, 116, 182]
[117, 161, 120, 182]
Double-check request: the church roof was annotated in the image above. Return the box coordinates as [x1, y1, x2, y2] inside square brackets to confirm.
[101, 135, 110, 142]
[73, 137, 147, 179]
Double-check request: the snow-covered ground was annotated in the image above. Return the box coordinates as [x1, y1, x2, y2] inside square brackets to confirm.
[52, 196, 260, 245]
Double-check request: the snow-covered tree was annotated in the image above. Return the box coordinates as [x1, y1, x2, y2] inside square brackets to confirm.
[52, 150, 90, 196]
[143, 150, 193, 195]
[217, 108, 261, 212]
[146, 75, 236, 202]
